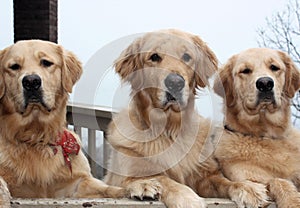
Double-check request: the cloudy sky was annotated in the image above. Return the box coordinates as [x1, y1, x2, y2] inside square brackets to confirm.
[59, 0, 288, 64]
[0, 0, 289, 119]
[1, 0, 288, 63]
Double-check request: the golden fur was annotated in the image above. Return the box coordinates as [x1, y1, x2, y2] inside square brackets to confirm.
[104, 30, 269, 208]
[0, 40, 126, 202]
[214, 48, 300, 207]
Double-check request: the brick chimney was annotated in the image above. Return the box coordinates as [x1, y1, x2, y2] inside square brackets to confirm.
[13, 0, 58, 43]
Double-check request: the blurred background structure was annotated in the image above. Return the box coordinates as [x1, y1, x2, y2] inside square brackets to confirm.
[13, 0, 57, 43]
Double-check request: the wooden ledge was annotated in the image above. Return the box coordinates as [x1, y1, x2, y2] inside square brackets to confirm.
[10, 198, 276, 207]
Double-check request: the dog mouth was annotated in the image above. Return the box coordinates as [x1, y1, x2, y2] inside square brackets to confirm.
[257, 91, 275, 103]
[21, 91, 51, 115]
[257, 92, 277, 113]
[244, 92, 277, 114]
[163, 91, 183, 112]
[256, 91, 277, 110]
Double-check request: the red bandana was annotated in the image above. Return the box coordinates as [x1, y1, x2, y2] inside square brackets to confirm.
[52, 130, 80, 173]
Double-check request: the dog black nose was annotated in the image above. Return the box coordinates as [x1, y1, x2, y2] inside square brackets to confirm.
[256, 77, 274, 92]
[164, 73, 185, 92]
[22, 75, 42, 91]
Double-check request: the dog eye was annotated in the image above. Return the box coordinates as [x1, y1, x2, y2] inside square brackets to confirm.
[41, 59, 54, 67]
[270, 64, 280, 72]
[149, 53, 162, 62]
[240, 68, 252, 74]
[9, 63, 21, 71]
[182, 53, 192, 62]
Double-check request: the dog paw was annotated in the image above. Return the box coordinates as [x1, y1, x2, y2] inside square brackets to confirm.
[0, 177, 11, 206]
[127, 179, 162, 200]
[166, 196, 206, 208]
[164, 185, 207, 208]
[229, 181, 270, 208]
[268, 178, 300, 207]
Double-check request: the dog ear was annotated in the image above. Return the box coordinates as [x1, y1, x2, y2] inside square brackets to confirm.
[213, 56, 237, 107]
[0, 72, 5, 99]
[192, 36, 218, 88]
[279, 51, 300, 98]
[60, 47, 83, 93]
[0, 49, 7, 99]
[114, 38, 144, 90]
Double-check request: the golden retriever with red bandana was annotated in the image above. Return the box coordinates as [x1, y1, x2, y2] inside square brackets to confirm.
[0, 40, 126, 206]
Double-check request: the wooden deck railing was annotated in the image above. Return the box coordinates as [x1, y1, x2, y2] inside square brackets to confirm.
[66, 102, 114, 178]
[9, 103, 277, 207]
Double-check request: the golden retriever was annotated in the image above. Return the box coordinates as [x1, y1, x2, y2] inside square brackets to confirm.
[104, 29, 269, 208]
[213, 48, 300, 207]
[0, 40, 127, 204]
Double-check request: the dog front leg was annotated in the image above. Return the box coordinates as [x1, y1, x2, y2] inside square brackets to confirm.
[268, 178, 300, 208]
[0, 176, 11, 207]
[157, 176, 206, 208]
[125, 176, 206, 208]
[74, 176, 127, 198]
[201, 173, 270, 208]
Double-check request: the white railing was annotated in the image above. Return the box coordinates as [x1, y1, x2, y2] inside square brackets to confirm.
[66, 102, 114, 178]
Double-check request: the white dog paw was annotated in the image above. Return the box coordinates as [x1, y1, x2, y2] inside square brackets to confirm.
[229, 181, 270, 208]
[168, 198, 206, 208]
[127, 178, 162, 200]
[0, 177, 11, 206]
[164, 185, 207, 208]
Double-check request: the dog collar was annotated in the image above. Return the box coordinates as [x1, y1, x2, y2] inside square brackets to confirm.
[224, 125, 235, 133]
[224, 125, 266, 138]
[52, 130, 80, 173]
[224, 125, 253, 137]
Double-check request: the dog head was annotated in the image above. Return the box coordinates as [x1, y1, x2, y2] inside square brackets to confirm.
[0, 40, 82, 120]
[214, 48, 300, 136]
[115, 29, 217, 113]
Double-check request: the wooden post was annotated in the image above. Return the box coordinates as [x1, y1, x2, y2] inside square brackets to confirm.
[88, 129, 98, 177]
[13, 0, 58, 43]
